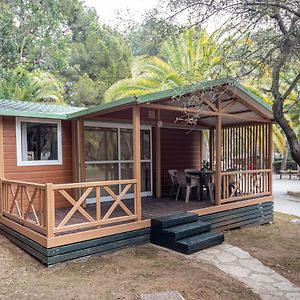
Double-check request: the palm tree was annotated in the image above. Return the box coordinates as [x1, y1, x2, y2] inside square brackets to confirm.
[104, 28, 231, 102]
[0, 67, 65, 104]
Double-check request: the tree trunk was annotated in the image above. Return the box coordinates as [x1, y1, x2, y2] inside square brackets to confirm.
[281, 140, 289, 170]
[272, 98, 300, 167]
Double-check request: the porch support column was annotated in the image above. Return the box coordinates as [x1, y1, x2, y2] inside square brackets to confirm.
[199, 130, 203, 166]
[155, 110, 161, 198]
[268, 122, 273, 195]
[215, 103, 222, 206]
[133, 105, 142, 220]
[209, 129, 215, 170]
[78, 118, 86, 206]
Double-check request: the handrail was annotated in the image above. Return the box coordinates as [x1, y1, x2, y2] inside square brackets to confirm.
[52, 179, 137, 190]
[221, 169, 272, 175]
[1, 179, 46, 189]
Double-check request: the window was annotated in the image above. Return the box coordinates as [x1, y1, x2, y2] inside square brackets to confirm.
[16, 118, 62, 166]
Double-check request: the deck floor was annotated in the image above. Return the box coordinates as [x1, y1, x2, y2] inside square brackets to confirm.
[54, 196, 213, 228]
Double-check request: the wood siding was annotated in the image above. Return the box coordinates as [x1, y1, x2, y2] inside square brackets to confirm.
[160, 128, 202, 196]
[2, 117, 74, 208]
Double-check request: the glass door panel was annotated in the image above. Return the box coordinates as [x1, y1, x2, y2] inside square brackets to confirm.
[85, 123, 152, 201]
[120, 129, 133, 160]
[120, 162, 134, 193]
[85, 163, 119, 196]
[141, 162, 151, 192]
[85, 126, 118, 161]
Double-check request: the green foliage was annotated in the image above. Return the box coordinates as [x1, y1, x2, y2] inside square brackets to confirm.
[105, 28, 232, 101]
[0, 0, 132, 105]
[127, 16, 180, 56]
[0, 68, 65, 103]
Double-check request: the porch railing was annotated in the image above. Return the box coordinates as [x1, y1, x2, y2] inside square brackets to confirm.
[220, 169, 272, 204]
[0, 179, 47, 235]
[0, 178, 139, 238]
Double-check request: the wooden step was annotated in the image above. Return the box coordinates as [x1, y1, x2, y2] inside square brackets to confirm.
[160, 221, 211, 241]
[177, 231, 224, 254]
[152, 231, 224, 255]
[151, 212, 198, 229]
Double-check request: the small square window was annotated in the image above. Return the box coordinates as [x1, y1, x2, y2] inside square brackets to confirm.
[16, 118, 62, 166]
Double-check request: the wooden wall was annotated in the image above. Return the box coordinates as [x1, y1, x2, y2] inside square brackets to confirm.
[159, 128, 202, 196]
[2, 117, 74, 208]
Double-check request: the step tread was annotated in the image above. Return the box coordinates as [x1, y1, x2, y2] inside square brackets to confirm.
[151, 212, 198, 229]
[163, 220, 211, 234]
[177, 231, 224, 246]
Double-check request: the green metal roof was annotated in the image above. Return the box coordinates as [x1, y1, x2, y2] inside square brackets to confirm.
[0, 99, 86, 120]
[67, 78, 273, 119]
[0, 79, 273, 120]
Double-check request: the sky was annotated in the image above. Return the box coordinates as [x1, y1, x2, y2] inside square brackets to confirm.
[84, 0, 159, 27]
[84, 0, 223, 33]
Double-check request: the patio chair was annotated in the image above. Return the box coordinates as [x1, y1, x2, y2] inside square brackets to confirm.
[168, 169, 178, 197]
[176, 171, 200, 203]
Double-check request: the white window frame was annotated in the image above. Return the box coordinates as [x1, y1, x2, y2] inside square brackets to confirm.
[16, 117, 63, 166]
[84, 121, 153, 203]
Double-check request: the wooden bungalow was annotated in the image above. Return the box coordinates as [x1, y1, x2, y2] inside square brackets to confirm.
[0, 79, 274, 265]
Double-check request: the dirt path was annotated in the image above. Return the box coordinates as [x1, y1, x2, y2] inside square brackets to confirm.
[0, 234, 258, 300]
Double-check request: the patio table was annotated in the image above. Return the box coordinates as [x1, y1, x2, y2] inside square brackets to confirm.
[187, 170, 215, 201]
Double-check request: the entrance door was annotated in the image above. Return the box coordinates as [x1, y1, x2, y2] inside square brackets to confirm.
[84, 121, 152, 202]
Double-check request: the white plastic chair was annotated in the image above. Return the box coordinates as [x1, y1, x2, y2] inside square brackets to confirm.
[168, 169, 178, 197]
[176, 171, 200, 203]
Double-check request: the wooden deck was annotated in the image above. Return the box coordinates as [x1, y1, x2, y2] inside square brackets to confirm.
[54, 197, 213, 229]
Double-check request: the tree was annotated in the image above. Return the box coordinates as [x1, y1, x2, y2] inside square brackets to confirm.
[157, 0, 300, 166]
[105, 28, 231, 101]
[0, 0, 133, 106]
[0, 68, 65, 103]
[126, 16, 180, 56]
[0, 0, 69, 71]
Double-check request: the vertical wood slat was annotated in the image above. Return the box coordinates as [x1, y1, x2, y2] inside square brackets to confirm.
[133, 106, 142, 221]
[268, 123, 273, 194]
[96, 186, 101, 221]
[45, 183, 55, 238]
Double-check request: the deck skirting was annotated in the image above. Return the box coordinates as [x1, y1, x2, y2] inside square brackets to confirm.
[0, 224, 150, 266]
[198, 201, 273, 231]
[0, 200, 273, 265]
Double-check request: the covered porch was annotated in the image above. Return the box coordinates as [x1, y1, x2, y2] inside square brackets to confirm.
[0, 80, 274, 257]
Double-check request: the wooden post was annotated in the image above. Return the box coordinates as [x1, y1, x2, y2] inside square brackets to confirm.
[215, 98, 222, 206]
[133, 105, 142, 220]
[199, 130, 203, 166]
[209, 129, 215, 170]
[155, 110, 161, 198]
[78, 118, 86, 183]
[268, 123, 273, 195]
[78, 118, 87, 207]
[71, 121, 79, 184]
[45, 183, 55, 238]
